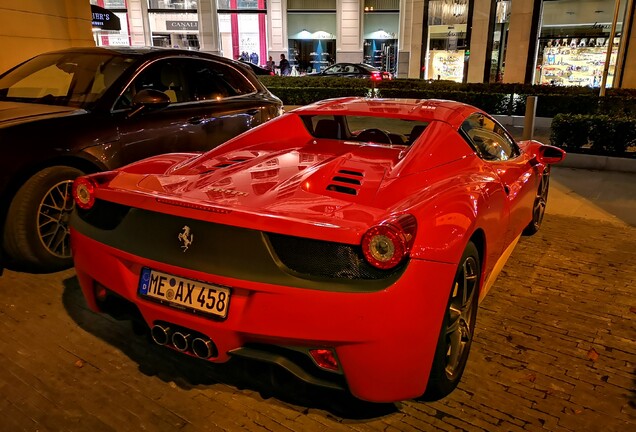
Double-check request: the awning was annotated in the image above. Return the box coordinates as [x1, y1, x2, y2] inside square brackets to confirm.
[91, 4, 121, 31]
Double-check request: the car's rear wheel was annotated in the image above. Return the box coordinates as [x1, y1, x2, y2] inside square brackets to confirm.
[523, 167, 551, 236]
[421, 241, 480, 401]
[3, 166, 84, 272]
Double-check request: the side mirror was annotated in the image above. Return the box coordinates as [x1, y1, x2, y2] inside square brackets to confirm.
[127, 89, 170, 118]
[536, 145, 566, 165]
[132, 89, 171, 108]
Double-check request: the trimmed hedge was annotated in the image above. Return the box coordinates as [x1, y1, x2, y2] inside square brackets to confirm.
[550, 114, 636, 156]
[259, 76, 636, 117]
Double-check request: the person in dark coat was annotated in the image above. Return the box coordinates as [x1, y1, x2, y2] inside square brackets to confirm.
[279, 53, 291, 76]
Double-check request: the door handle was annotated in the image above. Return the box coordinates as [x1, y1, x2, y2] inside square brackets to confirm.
[246, 109, 260, 116]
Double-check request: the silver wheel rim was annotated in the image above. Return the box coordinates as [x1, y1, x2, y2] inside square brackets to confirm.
[37, 180, 75, 259]
[444, 255, 478, 379]
[533, 172, 550, 230]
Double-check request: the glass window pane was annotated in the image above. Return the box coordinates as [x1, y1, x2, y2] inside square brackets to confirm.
[536, 0, 627, 87]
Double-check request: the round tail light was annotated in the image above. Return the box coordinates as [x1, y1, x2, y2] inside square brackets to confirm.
[361, 214, 417, 269]
[72, 177, 96, 210]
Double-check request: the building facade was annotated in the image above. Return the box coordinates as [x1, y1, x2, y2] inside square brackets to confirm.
[1, 1, 635, 88]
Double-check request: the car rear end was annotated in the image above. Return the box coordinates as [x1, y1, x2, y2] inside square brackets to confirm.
[69, 169, 457, 403]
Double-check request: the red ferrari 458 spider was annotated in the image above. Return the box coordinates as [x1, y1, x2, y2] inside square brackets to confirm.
[70, 97, 565, 403]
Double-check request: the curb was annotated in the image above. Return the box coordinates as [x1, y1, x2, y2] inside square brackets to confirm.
[558, 153, 636, 173]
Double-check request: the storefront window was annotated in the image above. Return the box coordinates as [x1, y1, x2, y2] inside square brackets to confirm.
[489, 0, 510, 82]
[148, 0, 198, 9]
[148, 0, 199, 49]
[363, 1, 399, 75]
[286, 0, 336, 75]
[218, 0, 267, 66]
[90, 0, 130, 47]
[536, 0, 627, 87]
[426, 0, 470, 82]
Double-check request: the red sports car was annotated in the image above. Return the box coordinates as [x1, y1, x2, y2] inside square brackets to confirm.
[70, 97, 565, 403]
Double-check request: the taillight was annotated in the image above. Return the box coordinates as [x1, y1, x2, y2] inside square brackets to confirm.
[361, 214, 417, 269]
[309, 348, 339, 371]
[370, 71, 382, 81]
[72, 176, 96, 210]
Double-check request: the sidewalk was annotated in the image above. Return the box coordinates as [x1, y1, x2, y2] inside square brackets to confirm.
[551, 167, 636, 227]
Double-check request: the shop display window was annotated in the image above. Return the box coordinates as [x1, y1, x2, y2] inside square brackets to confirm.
[489, 0, 510, 83]
[287, 9, 337, 74]
[218, 0, 267, 66]
[148, 0, 198, 9]
[425, 0, 470, 82]
[288, 40, 336, 74]
[537, 37, 618, 87]
[363, 9, 399, 75]
[536, 0, 628, 87]
[363, 39, 397, 74]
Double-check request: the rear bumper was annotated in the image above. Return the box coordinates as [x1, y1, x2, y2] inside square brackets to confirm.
[71, 229, 456, 402]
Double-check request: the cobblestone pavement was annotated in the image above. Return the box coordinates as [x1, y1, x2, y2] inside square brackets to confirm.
[0, 185, 635, 431]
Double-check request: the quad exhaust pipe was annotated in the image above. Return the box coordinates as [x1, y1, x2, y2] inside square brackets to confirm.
[151, 323, 216, 359]
[192, 337, 215, 359]
[172, 331, 190, 352]
[151, 324, 171, 345]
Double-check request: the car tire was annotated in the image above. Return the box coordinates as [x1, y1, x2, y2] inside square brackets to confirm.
[3, 166, 84, 272]
[421, 241, 480, 401]
[523, 167, 550, 236]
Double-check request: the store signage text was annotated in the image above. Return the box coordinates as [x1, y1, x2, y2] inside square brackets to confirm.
[92, 12, 112, 26]
[591, 22, 611, 30]
[91, 5, 121, 31]
[166, 21, 199, 30]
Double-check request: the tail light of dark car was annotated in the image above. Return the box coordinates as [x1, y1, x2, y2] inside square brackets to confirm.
[361, 214, 417, 269]
[370, 71, 383, 81]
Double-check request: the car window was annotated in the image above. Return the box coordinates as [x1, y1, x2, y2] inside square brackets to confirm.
[323, 65, 342, 74]
[115, 60, 187, 109]
[460, 113, 520, 161]
[0, 52, 134, 108]
[115, 58, 255, 109]
[183, 59, 256, 101]
[302, 114, 427, 145]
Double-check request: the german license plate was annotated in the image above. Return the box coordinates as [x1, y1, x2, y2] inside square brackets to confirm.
[138, 268, 230, 318]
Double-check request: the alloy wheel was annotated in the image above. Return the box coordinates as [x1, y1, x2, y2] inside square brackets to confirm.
[532, 170, 551, 230]
[37, 179, 75, 259]
[444, 255, 479, 379]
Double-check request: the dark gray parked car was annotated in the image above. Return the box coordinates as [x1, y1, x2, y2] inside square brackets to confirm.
[0, 46, 282, 273]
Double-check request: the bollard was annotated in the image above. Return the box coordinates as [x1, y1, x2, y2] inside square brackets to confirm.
[523, 96, 537, 140]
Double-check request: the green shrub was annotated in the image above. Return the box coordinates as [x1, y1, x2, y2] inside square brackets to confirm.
[550, 114, 636, 155]
[588, 116, 636, 154]
[550, 114, 590, 150]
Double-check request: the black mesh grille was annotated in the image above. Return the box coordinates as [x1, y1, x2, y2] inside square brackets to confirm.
[267, 233, 406, 280]
[77, 199, 131, 230]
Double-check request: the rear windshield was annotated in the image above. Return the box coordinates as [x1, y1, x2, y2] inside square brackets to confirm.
[301, 114, 428, 146]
